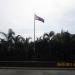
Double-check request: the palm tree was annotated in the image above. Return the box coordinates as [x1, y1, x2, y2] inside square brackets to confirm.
[24, 37, 32, 59]
[15, 35, 25, 44]
[49, 31, 55, 40]
[8, 29, 15, 40]
[0, 29, 16, 52]
[43, 31, 55, 41]
[43, 33, 49, 40]
[0, 32, 8, 41]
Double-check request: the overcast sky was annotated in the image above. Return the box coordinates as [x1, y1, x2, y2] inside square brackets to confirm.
[0, 0, 75, 40]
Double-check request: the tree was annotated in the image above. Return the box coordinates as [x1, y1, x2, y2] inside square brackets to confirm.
[49, 31, 55, 40]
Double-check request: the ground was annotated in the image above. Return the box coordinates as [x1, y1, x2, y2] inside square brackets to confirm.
[0, 68, 74, 75]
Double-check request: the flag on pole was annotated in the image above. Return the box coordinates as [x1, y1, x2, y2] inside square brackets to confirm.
[34, 14, 44, 23]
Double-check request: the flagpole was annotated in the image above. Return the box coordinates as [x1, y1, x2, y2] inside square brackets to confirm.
[34, 14, 35, 57]
[33, 14, 44, 59]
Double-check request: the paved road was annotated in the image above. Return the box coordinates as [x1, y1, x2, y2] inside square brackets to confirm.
[0, 68, 75, 75]
[0, 61, 75, 75]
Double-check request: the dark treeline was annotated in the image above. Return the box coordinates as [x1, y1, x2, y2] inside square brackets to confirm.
[0, 29, 75, 62]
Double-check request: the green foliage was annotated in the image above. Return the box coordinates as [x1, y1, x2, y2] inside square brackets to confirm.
[0, 29, 75, 62]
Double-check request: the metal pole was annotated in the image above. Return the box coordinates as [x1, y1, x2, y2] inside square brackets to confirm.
[34, 14, 35, 57]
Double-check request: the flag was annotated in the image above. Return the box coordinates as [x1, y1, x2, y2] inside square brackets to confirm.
[35, 14, 44, 23]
